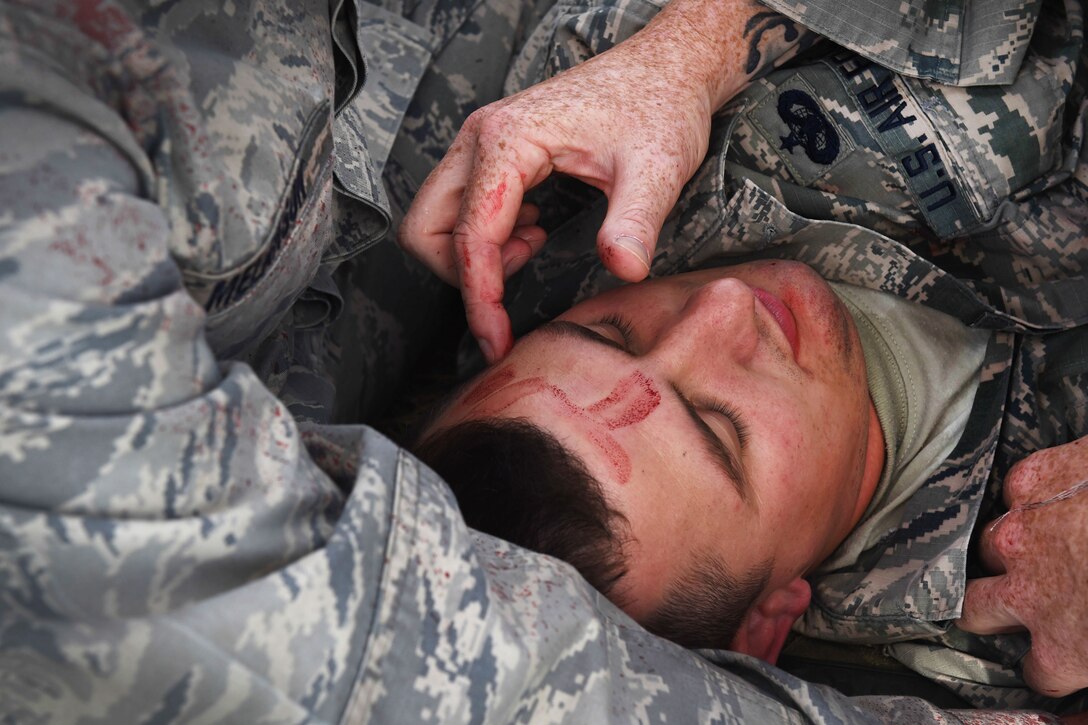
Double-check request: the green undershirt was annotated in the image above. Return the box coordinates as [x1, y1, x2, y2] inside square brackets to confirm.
[816, 283, 991, 575]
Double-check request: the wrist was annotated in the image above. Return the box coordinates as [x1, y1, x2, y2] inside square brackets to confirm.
[639, 0, 814, 111]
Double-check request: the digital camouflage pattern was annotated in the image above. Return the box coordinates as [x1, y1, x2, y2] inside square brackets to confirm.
[759, 0, 1045, 87]
[496, 0, 1088, 714]
[0, 1, 1083, 725]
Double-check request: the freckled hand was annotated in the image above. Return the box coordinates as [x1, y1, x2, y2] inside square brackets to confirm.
[398, 0, 814, 363]
[986, 478, 1088, 534]
[957, 437, 1088, 697]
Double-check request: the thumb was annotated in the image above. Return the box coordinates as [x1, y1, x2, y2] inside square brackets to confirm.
[955, 576, 1024, 635]
[1022, 646, 1084, 699]
[597, 165, 681, 282]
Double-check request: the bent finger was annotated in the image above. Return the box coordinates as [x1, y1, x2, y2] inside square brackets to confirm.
[399, 137, 475, 286]
[596, 156, 687, 283]
[956, 576, 1025, 635]
[501, 225, 547, 279]
[1003, 455, 1046, 509]
[455, 147, 546, 360]
[977, 510, 1024, 575]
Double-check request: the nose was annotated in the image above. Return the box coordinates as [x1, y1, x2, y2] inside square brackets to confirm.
[650, 277, 760, 375]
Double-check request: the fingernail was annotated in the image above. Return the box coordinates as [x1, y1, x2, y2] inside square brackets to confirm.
[479, 338, 496, 364]
[503, 253, 529, 278]
[613, 235, 651, 271]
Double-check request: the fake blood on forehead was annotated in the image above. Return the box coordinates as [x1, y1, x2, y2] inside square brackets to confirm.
[470, 369, 662, 484]
[461, 366, 516, 407]
[587, 371, 661, 429]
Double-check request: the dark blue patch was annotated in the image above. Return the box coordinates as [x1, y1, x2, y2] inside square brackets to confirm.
[140, 671, 193, 725]
[279, 569, 300, 599]
[300, 670, 328, 711]
[45, 515, 70, 545]
[12, 558, 64, 622]
[326, 526, 356, 628]
[280, 54, 310, 69]
[886, 506, 961, 548]
[82, 518, 119, 557]
[776, 89, 841, 166]
[131, 414, 154, 451]
[163, 474, 179, 519]
[273, 123, 294, 145]
[466, 633, 497, 724]
[0, 258, 18, 281]
[114, 260, 184, 306]
[194, 192, 219, 229]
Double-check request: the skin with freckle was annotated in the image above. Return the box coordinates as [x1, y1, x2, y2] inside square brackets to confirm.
[434, 260, 885, 620]
[481, 180, 509, 224]
[12, 0, 1088, 719]
[958, 438, 1088, 698]
[399, 0, 815, 361]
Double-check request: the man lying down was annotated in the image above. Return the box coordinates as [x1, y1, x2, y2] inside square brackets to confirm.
[414, 257, 1088, 713]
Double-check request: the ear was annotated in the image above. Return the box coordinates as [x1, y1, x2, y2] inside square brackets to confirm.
[729, 578, 811, 665]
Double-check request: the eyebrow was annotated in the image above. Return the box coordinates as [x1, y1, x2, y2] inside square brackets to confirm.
[537, 321, 751, 502]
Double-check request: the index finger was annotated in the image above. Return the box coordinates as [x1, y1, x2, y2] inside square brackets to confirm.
[1002, 438, 1088, 508]
[399, 136, 474, 286]
[1022, 644, 1087, 699]
[454, 151, 535, 362]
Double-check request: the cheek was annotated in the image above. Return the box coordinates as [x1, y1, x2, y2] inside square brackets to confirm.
[806, 397, 872, 492]
[754, 399, 854, 489]
[748, 406, 810, 480]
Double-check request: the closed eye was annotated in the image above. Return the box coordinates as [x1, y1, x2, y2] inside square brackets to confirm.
[672, 386, 752, 503]
[595, 314, 748, 450]
[534, 319, 751, 501]
[706, 400, 749, 449]
[598, 313, 636, 348]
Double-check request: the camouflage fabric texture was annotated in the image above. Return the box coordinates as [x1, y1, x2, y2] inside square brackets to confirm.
[8, 0, 1063, 723]
[759, 0, 1045, 87]
[496, 0, 1088, 714]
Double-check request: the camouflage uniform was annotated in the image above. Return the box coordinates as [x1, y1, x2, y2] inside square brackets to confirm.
[498, 0, 1088, 713]
[0, 3, 1080, 725]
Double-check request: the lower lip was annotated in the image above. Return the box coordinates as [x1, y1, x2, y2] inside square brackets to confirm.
[752, 288, 800, 360]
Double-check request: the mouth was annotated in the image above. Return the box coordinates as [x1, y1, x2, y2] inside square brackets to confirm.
[752, 287, 800, 360]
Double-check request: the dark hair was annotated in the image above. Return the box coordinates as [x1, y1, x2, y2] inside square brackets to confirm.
[642, 553, 771, 650]
[415, 417, 770, 649]
[415, 418, 631, 598]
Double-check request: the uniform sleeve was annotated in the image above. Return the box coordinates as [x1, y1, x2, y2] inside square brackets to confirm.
[0, 4, 368, 718]
[0, 87, 977, 725]
[759, 0, 1041, 86]
[0, 3, 1069, 724]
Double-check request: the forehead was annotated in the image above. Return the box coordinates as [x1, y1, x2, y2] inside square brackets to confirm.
[446, 324, 748, 500]
[455, 360, 663, 486]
